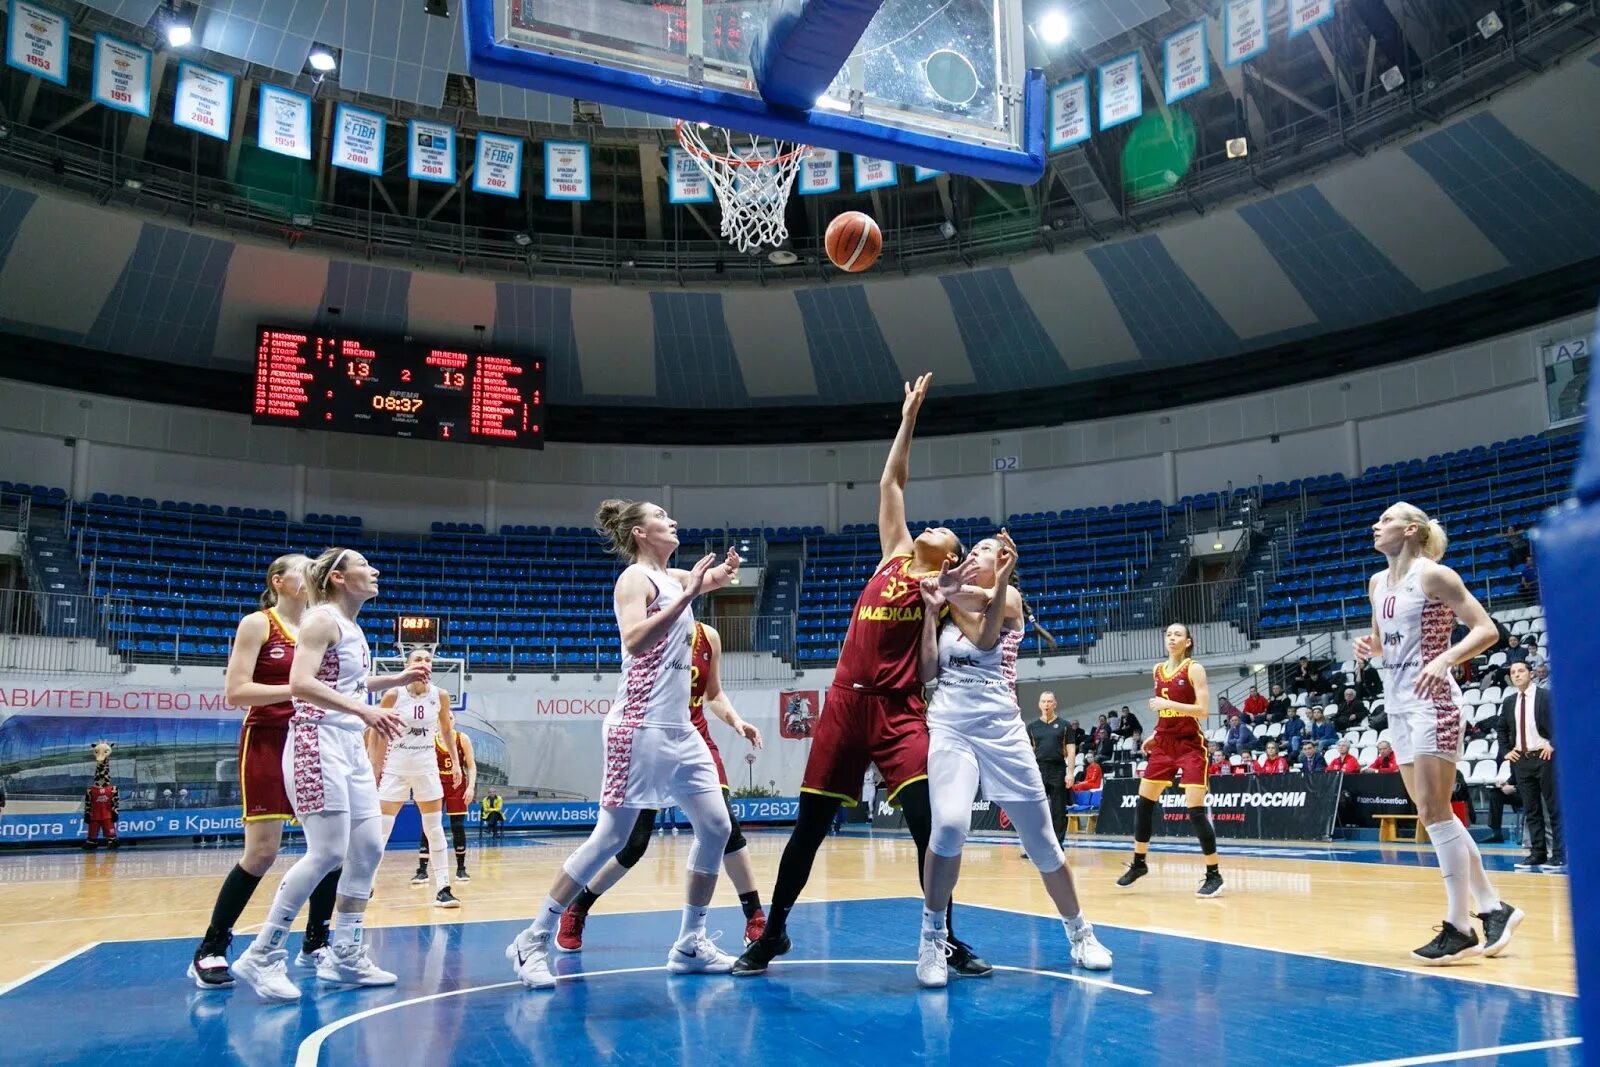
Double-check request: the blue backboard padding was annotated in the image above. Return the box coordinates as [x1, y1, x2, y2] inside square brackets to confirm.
[752, 0, 887, 110]
[464, 0, 1046, 183]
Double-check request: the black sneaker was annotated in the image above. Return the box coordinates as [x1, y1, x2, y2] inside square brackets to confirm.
[411, 864, 430, 885]
[1477, 903, 1525, 957]
[456, 866, 471, 882]
[731, 932, 791, 976]
[1116, 859, 1149, 888]
[1411, 921, 1481, 965]
[1196, 870, 1225, 898]
[1513, 854, 1547, 872]
[435, 886, 462, 909]
[946, 937, 993, 978]
[187, 933, 234, 989]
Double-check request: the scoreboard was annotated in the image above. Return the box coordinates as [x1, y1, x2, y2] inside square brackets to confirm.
[252, 327, 544, 449]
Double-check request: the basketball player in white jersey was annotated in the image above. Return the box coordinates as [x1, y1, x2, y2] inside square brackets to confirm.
[369, 648, 463, 909]
[232, 548, 423, 1002]
[506, 499, 741, 990]
[912, 533, 1111, 987]
[1352, 502, 1522, 964]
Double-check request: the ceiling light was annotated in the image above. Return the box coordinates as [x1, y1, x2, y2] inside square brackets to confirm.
[308, 46, 337, 72]
[166, 21, 191, 47]
[124, 177, 143, 190]
[939, 219, 957, 239]
[769, 248, 798, 265]
[1476, 11, 1504, 38]
[1212, 541, 1224, 551]
[291, 212, 313, 226]
[1038, 11, 1069, 46]
[512, 231, 532, 247]
[1379, 65, 1405, 92]
[1226, 137, 1249, 159]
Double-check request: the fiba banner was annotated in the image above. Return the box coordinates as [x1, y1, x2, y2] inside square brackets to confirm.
[172, 61, 234, 141]
[91, 34, 151, 117]
[853, 155, 897, 192]
[1162, 22, 1209, 104]
[668, 146, 713, 204]
[1097, 53, 1142, 131]
[5, 0, 68, 86]
[257, 85, 311, 160]
[1224, 0, 1268, 65]
[472, 132, 522, 198]
[1290, 0, 1335, 36]
[331, 103, 386, 176]
[544, 140, 591, 201]
[407, 119, 456, 183]
[798, 148, 840, 195]
[1048, 77, 1090, 151]
[1096, 774, 1341, 840]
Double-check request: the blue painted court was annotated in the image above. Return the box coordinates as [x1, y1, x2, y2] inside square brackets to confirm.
[1, 896, 1576, 1066]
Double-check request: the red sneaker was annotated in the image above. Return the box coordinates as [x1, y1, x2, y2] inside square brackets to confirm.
[743, 908, 767, 947]
[556, 908, 587, 953]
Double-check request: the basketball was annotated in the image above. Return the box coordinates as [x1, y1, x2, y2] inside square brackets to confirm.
[825, 211, 882, 272]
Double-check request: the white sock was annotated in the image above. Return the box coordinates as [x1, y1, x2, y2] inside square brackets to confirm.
[921, 906, 947, 935]
[1461, 833, 1502, 914]
[1427, 819, 1473, 931]
[1062, 912, 1087, 937]
[253, 883, 301, 953]
[331, 911, 365, 950]
[678, 904, 709, 945]
[529, 895, 565, 936]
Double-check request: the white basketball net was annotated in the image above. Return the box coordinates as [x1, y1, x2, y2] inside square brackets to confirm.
[676, 122, 808, 254]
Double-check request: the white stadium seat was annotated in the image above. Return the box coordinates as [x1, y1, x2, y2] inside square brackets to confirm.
[1466, 759, 1499, 785]
[1378, 729, 1393, 745]
[1359, 729, 1378, 748]
[1359, 746, 1377, 765]
[1464, 738, 1491, 761]
[1482, 686, 1504, 704]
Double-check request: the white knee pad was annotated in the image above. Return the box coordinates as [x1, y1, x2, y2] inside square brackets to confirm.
[336, 815, 386, 900]
[422, 809, 448, 853]
[684, 794, 731, 875]
[562, 808, 640, 887]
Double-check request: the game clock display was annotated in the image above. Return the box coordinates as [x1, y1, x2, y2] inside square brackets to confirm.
[396, 615, 442, 646]
[252, 327, 545, 449]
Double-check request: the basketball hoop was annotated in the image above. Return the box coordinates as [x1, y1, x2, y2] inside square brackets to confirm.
[675, 121, 809, 254]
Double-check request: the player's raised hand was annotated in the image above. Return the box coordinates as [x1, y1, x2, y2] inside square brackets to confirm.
[395, 661, 431, 687]
[902, 373, 933, 419]
[682, 552, 718, 599]
[719, 547, 743, 580]
[919, 575, 947, 610]
[994, 528, 1018, 583]
[938, 552, 982, 595]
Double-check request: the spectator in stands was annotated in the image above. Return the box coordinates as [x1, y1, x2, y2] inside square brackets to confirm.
[1253, 740, 1288, 775]
[1331, 687, 1365, 732]
[1242, 685, 1269, 725]
[1505, 525, 1531, 568]
[1207, 744, 1235, 778]
[1484, 765, 1520, 845]
[1307, 707, 1339, 753]
[1534, 662, 1550, 686]
[1295, 740, 1325, 774]
[1265, 684, 1291, 723]
[1367, 740, 1399, 773]
[1517, 560, 1539, 599]
[1326, 740, 1360, 774]
[1117, 706, 1143, 747]
[1289, 657, 1318, 694]
[1217, 693, 1241, 722]
[1090, 715, 1116, 763]
[1072, 759, 1103, 795]
[1523, 636, 1546, 672]
[1280, 711, 1306, 752]
[1504, 635, 1528, 670]
[1223, 715, 1257, 758]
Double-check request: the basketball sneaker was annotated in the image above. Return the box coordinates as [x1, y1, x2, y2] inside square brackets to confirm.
[1477, 902, 1525, 957]
[188, 932, 234, 989]
[1411, 922, 1482, 965]
[456, 865, 471, 882]
[317, 943, 397, 987]
[916, 932, 951, 989]
[506, 930, 556, 990]
[293, 945, 330, 972]
[411, 863, 430, 886]
[667, 932, 736, 974]
[743, 908, 767, 946]
[434, 887, 462, 909]
[945, 937, 992, 978]
[1068, 922, 1113, 971]
[1115, 858, 1149, 888]
[731, 931, 791, 976]
[232, 947, 302, 1003]
[556, 907, 588, 952]
[1196, 869, 1225, 898]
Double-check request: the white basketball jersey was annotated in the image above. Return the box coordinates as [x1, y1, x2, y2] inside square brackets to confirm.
[607, 570, 694, 730]
[927, 623, 1023, 721]
[290, 604, 372, 732]
[1373, 560, 1461, 710]
[391, 684, 444, 750]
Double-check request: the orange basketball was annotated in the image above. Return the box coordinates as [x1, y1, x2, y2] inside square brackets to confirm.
[825, 211, 882, 272]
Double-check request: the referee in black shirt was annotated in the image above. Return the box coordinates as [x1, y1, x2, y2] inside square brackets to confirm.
[1026, 691, 1072, 844]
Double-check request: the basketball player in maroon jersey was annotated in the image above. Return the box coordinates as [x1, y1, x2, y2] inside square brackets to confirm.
[189, 555, 342, 988]
[1115, 622, 1225, 897]
[558, 620, 767, 949]
[735, 372, 991, 977]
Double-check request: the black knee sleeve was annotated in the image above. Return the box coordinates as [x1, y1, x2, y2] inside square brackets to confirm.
[614, 808, 657, 869]
[451, 814, 467, 852]
[1189, 807, 1217, 855]
[723, 794, 747, 855]
[1134, 795, 1157, 843]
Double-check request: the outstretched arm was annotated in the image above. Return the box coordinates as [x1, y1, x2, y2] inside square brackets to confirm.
[702, 626, 761, 747]
[615, 557, 715, 656]
[879, 374, 932, 563]
[917, 578, 946, 686]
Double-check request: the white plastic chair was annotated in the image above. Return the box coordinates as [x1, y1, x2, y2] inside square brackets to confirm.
[1511, 619, 1530, 636]
[1359, 746, 1378, 765]
[1266, 722, 1283, 738]
[1378, 728, 1393, 744]
[1464, 738, 1491, 761]
[1359, 728, 1379, 748]
[1466, 759, 1498, 785]
[1482, 686, 1504, 704]
[1488, 651, 1508, 668]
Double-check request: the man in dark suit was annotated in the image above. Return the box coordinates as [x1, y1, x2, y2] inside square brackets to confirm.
[1496, 661, 1561, 872]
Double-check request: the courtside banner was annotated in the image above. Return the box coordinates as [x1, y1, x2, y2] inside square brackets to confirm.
[1096, 774, 1340, 839]
[1339, 773, 1415, 828]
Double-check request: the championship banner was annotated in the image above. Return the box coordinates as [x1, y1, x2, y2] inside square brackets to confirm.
[257, 84, 311, 160]
[91, 34, 150, 117]
[172, 61, 233, 141]
[407, 118, 456, 183]
[472, 132, 523, 198]
[1048, 77, 1090, 150]
[331, 103, 385, 176]
[778, 690, 819, 739]
[1290, 0, 1336, 36]
[1224, 0, 1268, 65]
[544, 140, 591, 201]
[913, 166, 941, 182]
[667, 145, 713, 204]
[1163, 21, 1209, 104]
[1338, 773, 1415, 829]
[797, 147, 840, 195]
[1097, 53, 1142, 131]
[853, 155, 897, 192]
[5, 0, 67, 85]
[1095, 774, 1341, 840]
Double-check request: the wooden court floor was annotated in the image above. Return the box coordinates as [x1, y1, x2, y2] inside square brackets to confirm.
[0, 829, 1573, 999]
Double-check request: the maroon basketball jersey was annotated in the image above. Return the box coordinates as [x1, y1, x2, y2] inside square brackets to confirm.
[686, 622, 721, 750]
[437, 734, 470, 813]
[1152, 658, 1202, 742]
[833, 555, 927, 693]
[245, 608, 296, 727]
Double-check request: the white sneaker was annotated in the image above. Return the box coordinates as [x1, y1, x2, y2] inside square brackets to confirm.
[667, 932, 736, 974]
[293, 946, 330, 972]
[506, 930, 556, 990]
[316, 942, 397, 987]
[916, 931, 951, 989]
[1068, 922, 1114, 971]
[232, 948, 302, 1003]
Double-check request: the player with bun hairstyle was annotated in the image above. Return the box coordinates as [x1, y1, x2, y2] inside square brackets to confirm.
[1115, 621, 1226, 897]
[1353, 502, 1522, 963]
[188, 555, 343, 988]
[231, 548, 427, 1003]
[912, 531, 1111, 987]
[506, 500, 743, 990]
